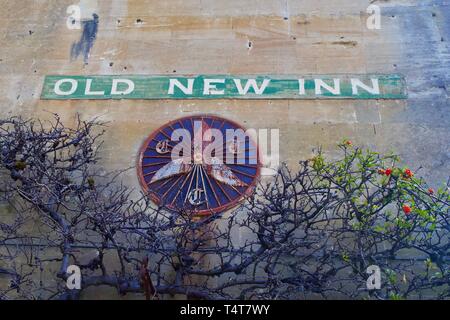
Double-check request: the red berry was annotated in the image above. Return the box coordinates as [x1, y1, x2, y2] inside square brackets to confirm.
[404, 168, 413, 178]
[385, 168, 392, 176]
[346, 140, 352, 146]
[428, 188, 434, 195]
[402, 205, 412, 215]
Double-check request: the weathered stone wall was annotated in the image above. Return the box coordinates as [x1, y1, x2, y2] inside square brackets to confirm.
[0, 0, 448, 187]
[0, 0, 449, 299]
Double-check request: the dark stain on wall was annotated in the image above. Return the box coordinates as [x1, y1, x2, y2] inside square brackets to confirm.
[70, 13, 99, 64]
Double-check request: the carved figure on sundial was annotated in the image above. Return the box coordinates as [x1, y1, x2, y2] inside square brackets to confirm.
[137, 116, 260, 216]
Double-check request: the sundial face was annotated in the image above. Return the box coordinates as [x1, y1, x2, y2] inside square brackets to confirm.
[137, 115, 260, 216]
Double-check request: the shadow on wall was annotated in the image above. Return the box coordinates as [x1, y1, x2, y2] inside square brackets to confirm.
[70, 13, 99, 64]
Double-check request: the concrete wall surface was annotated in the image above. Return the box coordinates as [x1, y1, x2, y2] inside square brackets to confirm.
[0, 0, 448, 185]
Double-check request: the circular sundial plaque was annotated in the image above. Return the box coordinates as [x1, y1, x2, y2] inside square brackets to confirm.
[137, 115, 260, 216]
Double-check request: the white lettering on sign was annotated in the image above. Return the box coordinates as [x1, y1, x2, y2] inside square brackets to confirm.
[298, 79, 305, 95]
[203, 79, 225, 95]
[168, 78, 194, 95]
[85, 79, 105, 96]
[44, 75, 405, 100]
[233, 79, 270, 95]
[351, 78, 380, 95]
[315, 79, 341, 95]
[111, 79, 135, 95]
[54, 79, 78, 95]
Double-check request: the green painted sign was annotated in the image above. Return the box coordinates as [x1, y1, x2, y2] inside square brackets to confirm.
[41, 74, 406, 100]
